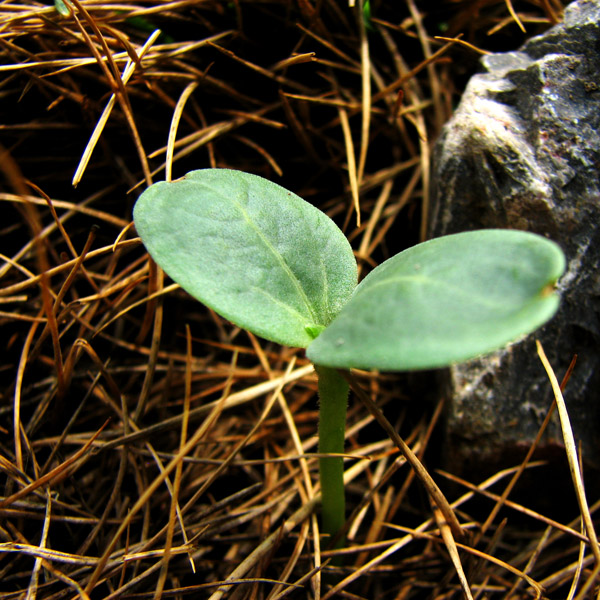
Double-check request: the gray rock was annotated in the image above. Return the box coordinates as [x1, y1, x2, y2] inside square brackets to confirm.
[429, 0, 600, 474]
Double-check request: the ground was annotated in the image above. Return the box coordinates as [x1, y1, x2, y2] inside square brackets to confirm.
[3, 1, 594, 599]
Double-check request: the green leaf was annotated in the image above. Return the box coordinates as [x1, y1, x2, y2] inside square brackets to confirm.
[133, 169, 357, 348]
[306, 229, 565, 371]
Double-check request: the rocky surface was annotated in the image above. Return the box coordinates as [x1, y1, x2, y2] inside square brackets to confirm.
[429, 0, 600, 474]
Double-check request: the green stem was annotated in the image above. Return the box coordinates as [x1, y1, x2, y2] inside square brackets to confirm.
[315, 365, 349, 549]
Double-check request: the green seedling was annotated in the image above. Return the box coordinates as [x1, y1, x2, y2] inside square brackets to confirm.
[133, 168, 565, 547]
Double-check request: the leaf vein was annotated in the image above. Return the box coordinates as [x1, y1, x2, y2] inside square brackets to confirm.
[229, 191, 318, 323]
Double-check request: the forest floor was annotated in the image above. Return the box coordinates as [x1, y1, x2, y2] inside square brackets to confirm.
[3, 1, 596, 599]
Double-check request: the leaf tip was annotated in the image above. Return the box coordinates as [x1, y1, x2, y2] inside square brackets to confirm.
[540, 279, 559, 298]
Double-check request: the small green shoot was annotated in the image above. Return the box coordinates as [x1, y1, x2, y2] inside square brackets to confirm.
[362, 0, 374, 32]
[54, 0, 70, 17]
[134, 168, 565, 549]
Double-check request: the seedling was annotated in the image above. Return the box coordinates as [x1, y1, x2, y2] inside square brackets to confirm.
[133, 168, 565, 547]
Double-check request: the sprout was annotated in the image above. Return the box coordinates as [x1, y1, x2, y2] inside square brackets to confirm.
[134, 168, 565, 547]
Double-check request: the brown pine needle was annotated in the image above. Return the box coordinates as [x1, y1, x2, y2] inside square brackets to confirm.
[505, 0, 527, 33]
[536, 340, 600, 565]
[166, 81, 199, 182]
[345, 370, 464, 541]
[357, 0, 371, 187]
[0, 421, 109, 509]
[73, 29, 162, 187]
[433, 504, 474, 600]
[339, 107, 361, 227]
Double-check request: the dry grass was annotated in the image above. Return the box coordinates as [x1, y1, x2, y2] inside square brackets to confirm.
[2, 1, 598, 599]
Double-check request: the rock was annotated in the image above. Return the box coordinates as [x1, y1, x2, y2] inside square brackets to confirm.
[429, 0, 600, 475]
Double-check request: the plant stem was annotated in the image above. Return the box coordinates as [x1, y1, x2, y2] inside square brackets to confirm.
[315, 365, 349, 548]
